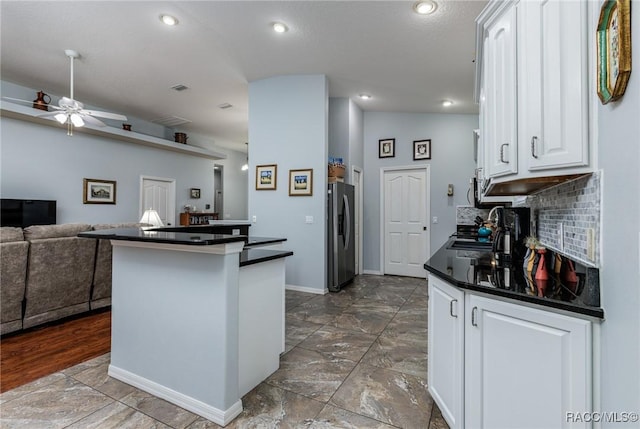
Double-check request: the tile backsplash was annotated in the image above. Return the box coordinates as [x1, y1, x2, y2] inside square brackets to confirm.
[527, 172, 601, 267]
[455, 172, 601, 267]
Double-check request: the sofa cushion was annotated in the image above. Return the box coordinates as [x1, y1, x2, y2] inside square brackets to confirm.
[0, 227, 25, 243]
[24, 223, 92, 240]
[23, 235, 95, 328]
[1, 240, 29, 334]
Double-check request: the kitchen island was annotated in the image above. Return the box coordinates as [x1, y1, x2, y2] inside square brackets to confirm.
[78, 228, 292, 426]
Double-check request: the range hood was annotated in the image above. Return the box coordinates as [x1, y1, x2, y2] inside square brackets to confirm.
[484, 174, 590, 196]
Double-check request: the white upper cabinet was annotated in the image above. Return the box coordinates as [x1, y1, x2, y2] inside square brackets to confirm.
[476, 0, 594, 191]
[484, 4, 518, 178]
[519, 0, 589, 170]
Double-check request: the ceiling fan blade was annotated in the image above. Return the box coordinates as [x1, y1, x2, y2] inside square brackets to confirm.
[82, 109, 128, 121]
[37, 111, 63, 118]
[80, 115, 107, 127]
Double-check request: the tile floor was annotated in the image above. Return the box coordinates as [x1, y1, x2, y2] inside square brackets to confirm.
[0, 274, 448, 429]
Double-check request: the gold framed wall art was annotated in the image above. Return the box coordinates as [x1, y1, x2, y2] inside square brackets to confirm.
[597, 0, 632, 104]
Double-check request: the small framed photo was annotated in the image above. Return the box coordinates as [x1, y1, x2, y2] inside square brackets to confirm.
[379, 138, 395, 158]
[413, 139, 431, 160]
[190, 188, 201, 199]
[289, 169, 313, 196]
[256, 164, 277, 190]
[83, 178, 116, 204]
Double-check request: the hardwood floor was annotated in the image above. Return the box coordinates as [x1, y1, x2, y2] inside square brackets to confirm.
[0, 310, 111, 393]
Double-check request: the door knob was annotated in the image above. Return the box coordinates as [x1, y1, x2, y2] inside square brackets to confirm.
[423, 226, 427, 231]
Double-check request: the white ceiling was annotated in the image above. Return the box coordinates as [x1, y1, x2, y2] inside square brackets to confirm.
[0, 1, 487, 153]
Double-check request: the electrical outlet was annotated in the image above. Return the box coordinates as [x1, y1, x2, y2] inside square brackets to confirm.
[432, 216, 438, 224]
[252, 215, 257, 223]
[558, 223, 564, 252]
[305, 216, 314, 224]
[586, 228, 595, 261]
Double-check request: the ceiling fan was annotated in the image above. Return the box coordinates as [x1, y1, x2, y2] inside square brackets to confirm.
[5, 49, 127, 135]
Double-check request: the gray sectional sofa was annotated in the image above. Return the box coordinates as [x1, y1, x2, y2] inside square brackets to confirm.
[0, 222, 144, 335]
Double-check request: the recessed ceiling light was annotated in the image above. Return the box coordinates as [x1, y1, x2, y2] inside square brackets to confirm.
[359, 94, 372, 100]
[272, 22, 289, 33]
[160, 14, 179, 26]
[413, 1, 437, 15]
[442, 100, 454, 107]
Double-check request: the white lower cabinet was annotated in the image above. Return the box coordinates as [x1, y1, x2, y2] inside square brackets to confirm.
[428, 275, 465, 429]
[428, 275, 593, 429]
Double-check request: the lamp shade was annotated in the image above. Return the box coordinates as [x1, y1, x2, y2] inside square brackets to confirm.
[139, 208, 164, 229]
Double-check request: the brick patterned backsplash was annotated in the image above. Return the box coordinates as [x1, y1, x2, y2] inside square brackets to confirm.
[527, 172, 601, 267]
[456, 206, 491, 225]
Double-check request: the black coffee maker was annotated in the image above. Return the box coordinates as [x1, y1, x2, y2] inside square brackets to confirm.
[493, 208, 530, 253]
[492, 207, 531, 287]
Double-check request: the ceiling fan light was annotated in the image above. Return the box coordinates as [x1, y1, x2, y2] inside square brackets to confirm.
[54, 113, 68, 124]
[70, 114, 84, 127]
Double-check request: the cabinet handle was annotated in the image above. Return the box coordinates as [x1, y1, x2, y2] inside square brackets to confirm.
[450, 299, 458, 318]
[499, 143, 509, 163]
[531, 136, 539, 159]
[471, 306, 478, 326]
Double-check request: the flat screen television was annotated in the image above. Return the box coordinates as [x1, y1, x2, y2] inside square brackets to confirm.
[1, 199, 57, 228]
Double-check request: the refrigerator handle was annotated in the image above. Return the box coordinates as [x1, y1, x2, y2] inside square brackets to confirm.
[343, 194, 351, 250]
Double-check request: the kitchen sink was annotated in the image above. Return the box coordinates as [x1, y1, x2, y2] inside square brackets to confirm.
[446, 239, 493, 251]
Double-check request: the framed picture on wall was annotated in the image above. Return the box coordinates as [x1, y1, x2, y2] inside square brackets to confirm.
[597, 0, 632, 104]
[289, 169, 313, 196]
[190, 188, 201, 199]
[256, 164, 277, 190]
[83, 178, 116, 204]
[379, 138, 395, 158]
[413, 139, 431, 160]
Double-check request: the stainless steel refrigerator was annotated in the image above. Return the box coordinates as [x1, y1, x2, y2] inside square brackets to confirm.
[328, 182, 355, 292]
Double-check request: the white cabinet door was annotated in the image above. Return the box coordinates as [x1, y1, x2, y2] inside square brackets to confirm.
[465, 294, 592, 429]
[428, 275, 465, 429]
[520, 0, 589, 171]
[484, 4, 518, 179]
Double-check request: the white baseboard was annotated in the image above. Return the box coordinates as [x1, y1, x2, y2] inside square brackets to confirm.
[362, 270, 383, 276]
[108, 365, 243, 426]
[285, 284, 327, 295]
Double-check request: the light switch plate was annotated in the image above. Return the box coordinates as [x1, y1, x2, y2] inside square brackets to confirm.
[305, 216, 314, 224]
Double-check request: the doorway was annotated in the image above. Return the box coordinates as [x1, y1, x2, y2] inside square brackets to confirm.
[214, 164, 224, 219]
[380, 166, 430, 277]
[140, 176, 176, 226]
[352, 166, 363, 275]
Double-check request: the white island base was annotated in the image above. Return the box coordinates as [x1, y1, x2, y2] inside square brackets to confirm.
[107, 239, 286, 426]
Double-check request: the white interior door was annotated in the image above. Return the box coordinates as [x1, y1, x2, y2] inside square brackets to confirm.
[352, 167, 363, 275]
[383, 167, 429, 277]
[140, 176, 176, 226]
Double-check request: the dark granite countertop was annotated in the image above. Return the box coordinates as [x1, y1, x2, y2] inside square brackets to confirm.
[78, 228, 246, 246]
[79, 228, 292, 267]
[240, 248, 293, 267]
[424, 237, 604, 319]
[244, 237, 287, 247]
